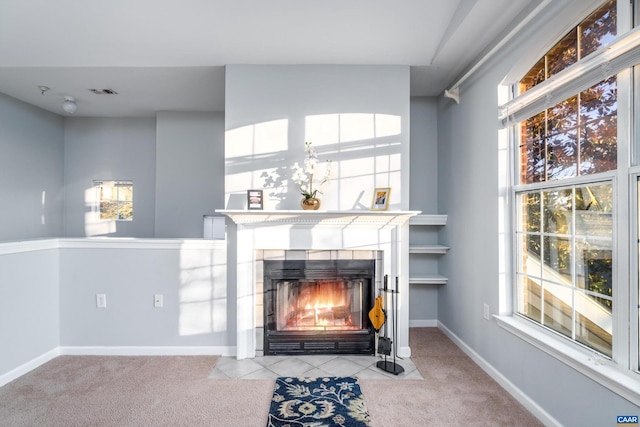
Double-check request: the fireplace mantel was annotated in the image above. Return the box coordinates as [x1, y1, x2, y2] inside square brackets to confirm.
[218, 209, 418, 360]
[217, 210, 420, 226]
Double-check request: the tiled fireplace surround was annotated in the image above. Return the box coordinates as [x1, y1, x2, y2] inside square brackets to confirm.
[219, 210, 418, 360]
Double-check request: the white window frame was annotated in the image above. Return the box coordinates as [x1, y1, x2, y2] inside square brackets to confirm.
[633, 173, 640, 372]
[93, 180, 134, 222]
[496, 0, 640, 406]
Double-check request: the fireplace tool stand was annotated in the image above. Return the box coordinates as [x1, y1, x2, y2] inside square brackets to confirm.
[376, 275, 404, 375]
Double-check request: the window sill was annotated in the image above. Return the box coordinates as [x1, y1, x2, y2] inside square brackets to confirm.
[495, 315, 640, 407]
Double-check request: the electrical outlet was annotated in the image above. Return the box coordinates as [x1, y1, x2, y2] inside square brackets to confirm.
[483, 303, 490, 320]
[154, 294, 163, 308]
[96, 293, 107, 308]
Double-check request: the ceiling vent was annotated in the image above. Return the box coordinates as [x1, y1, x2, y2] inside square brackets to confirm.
[89, 88, 118, 95]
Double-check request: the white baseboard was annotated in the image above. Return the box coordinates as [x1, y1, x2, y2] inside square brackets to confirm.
[409, 319, 438, 327]
[60, 346, 236, 357]
[437, 321, 561, 427]
[0, 348, 60, 387]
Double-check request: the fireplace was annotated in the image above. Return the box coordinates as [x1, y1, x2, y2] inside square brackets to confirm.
[263, 259, 375, 355]
[218, 210, 417, 360]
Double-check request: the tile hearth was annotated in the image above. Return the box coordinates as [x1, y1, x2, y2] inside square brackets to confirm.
[208, 354, 423, 380]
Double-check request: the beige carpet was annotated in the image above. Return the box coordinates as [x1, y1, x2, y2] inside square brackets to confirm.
[361, 328, 543, 426]
[0, 328, 543, 426]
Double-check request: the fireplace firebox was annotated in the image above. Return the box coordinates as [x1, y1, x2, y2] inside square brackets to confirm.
[263, 259, 375, 355]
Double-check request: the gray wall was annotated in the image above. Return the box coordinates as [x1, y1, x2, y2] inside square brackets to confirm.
[63, 118, 157, 237]
[436, 1, 640, 424]
[155, 112, 225, 238]
[0, 94, 64, 241]
[59, 242, 230, 348]
[409, 97, 439, 323]
[409, 97, 438, 212]
[224, 64, 411, 211]
[0, 247, 59, 376]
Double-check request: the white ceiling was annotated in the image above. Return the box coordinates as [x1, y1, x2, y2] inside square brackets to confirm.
[0, 0, 538, 117]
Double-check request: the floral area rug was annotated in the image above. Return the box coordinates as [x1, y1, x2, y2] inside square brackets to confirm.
[266, 376, 371, 427]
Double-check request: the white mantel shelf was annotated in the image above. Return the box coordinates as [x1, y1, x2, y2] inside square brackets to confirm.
[216, 210, 421, 226]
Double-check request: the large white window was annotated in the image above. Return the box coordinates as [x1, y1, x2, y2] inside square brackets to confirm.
[513, 0, 617, 357]
[499, 0, 640, 401]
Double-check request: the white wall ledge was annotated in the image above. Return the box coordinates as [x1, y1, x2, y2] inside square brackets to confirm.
[495, 315, 640, 407]
[0, 237, 224, 255]
[0, 239, 59, 255]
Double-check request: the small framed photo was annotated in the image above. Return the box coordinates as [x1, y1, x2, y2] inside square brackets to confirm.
[247, 190, 263, 210]
[371, 187, 391, 211]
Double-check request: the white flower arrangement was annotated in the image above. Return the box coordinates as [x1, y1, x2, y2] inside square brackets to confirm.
[291, 141, 333, 199]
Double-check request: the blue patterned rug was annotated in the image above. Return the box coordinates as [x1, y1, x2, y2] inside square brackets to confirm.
[267, 376, 371, 427]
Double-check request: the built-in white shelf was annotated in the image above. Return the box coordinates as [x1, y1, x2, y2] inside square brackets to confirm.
[408, 275, 448, 285]
[409, 213, 449, 286]
[409, 244, 450, 254]
[409, 214, 447, 226]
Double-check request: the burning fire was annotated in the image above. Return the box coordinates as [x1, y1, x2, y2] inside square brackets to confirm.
[284, 281, 355, 329]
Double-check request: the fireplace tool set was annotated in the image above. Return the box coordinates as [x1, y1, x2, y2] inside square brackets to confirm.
[369, 274, 404, 375]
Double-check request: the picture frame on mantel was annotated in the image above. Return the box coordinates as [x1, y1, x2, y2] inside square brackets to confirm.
[371, 187, 391, 211]
[247, 190, 263, 210]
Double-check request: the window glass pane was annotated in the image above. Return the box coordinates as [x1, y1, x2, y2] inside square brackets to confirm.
[542, 236, 572, 283]
[99, 201, 118, 220]
[118, 201, 133, 220]
[547, 96, 578, 179]
[519, 57, 545, 93]
[579, 0, 617, 59]
[520, 191, 541, 233]
[575, 184, 613, 237]
[117, 184, 133, 202]
[517, 275, 542, 323]
[100, 186, 113, 201]
[542, 281, 573, 338]
[543, 188, 573, 234]
[517, 191, 543, 281]
[576, 242, 612, 296]
[517, 233, 541, 277]
[547, 130, 579, 179]
[520, 111, 546, 184]
[575, 289, 612, 357]
[579, 77, 617, 175]
[546, 30, 578, 79]
[548, 95, 578, 132]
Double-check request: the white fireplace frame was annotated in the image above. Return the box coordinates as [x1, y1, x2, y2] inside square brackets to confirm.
[218, 210, 419, 360]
